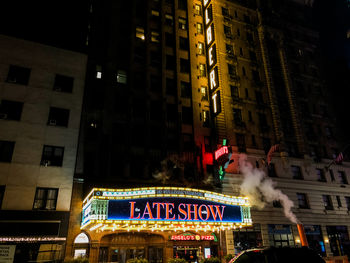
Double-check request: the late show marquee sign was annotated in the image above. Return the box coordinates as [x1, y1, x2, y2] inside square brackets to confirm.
[204, 0, 221, 116]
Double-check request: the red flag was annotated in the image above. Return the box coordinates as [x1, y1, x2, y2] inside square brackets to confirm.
[335, 152, 344, 164]
[267, 144, 279, 165]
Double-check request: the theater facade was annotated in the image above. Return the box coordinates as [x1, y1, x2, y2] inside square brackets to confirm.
[69, 187, 252, 263]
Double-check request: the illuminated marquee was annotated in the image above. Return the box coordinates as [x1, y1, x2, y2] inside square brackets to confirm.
[81, 187, 251, 232]
[203, 0, 221, 116]
[170, 233, 215, 241]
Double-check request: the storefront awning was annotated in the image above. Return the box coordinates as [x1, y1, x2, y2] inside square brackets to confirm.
[81, 187, 252, 232]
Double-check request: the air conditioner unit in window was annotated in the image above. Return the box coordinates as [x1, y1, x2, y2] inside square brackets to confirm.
[0, 113, 8, 119]
[42, 160, 51, 167]
[49, 119, 57, 126]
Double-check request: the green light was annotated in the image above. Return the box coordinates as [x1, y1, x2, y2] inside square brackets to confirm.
[219, 166, 225, 180]
[222, 139, 227, 146]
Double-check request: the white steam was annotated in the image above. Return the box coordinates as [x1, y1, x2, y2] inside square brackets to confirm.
[239, 155, 299, 224]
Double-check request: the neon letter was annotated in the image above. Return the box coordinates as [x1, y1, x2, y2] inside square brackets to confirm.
[212, 93, 218, 113]
[187, 204, 199, 220]
[208, 46, 214, 67]
[198, 204, 210, 221]
[165, 203, 175, 220]
[178, 203, 187, 220]
[129, 201, 140, 219]
[208, 205, 225, 221]
[206, 26, 212, 45]
[152, 202, 164, 219]
[210, 70, 217, 90]
[141, 202, 154, 219]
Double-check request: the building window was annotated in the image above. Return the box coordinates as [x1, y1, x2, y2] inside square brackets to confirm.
[166, 55, 176, 70]
[248, 111, 252, 122]
[329, 169, 335, 181]
[166, 78, 177, 96]
[233, 108, 243, 126]
[48, 107, 70, 127]
[198, 42, 205, 55]
[345, 197, 350, 211]
[336, 196, 342, 208]
[230, 85, 239, 98]
[228, 63, 236, 76]
[117, 70, 127, 84]
[196, 23, 203, 34]
[179, 37, 189, 50]
[96, 65, 102, 79]
[222, 7, 229, 17]
[201, 86, 208, 101]
[236, 133, 246, 152]
[204, 136, 211, 152]
[136, 27, 145, 40]
[316, 168, 326, 182]
[53, 74, 74, 93]
[202, 110, 210, 127]
[199, 64, 206, 77]
[179, 17, 187, 30]
[181, 106, 193, 124]
[268, 163, 277, 177]
[151, 31, 160, 43]
[165, 33, 174, 47]
[0, 140, 15, 163]
[297, 193, 310, 209]
[224, 25, 232, 38]
[180, 59, 190, 73]
[33, 187, 58, 210]
[165, 14, 174, 26]
[178, 0, 187, 10]
[0, 185, 4, 209]
[6, 65, 31, 85]
[41, 145, 64, 167]
[167, 104, 177, 122]
[338, 171, 348, 184]
[0, 100, 23, 121]
[226, 44, 234, 56]
[194, 4, 202, 15]
[322, 195, 333, 210]
[291, 165, 303, 180]
[180, 81, 191, 98]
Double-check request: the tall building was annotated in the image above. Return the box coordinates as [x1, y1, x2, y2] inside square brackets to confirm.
[0, 35, 87, 262]
[66, 0, 350, 262]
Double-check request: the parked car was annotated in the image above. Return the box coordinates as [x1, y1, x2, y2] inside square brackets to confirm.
[228, 247, 325, 263]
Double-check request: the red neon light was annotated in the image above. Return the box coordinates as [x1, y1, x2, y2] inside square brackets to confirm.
[215, 146, 228, 160]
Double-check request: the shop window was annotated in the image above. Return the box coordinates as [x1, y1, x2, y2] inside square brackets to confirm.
[316, 168, 326, 182]
[179, 17, 187, 30]
[198, 42, 205, 55]
[180, 81, 191, 98]
[297, 193, 310, 209]
[338, 171, 348, 184]
[53, 74, 74, 93]
[0, 185, 5, 209]
[0, 99, 23, 121]
[6, 65, 31, 85]
[0, 140, 15, 163]
[40, 145, 64, 167]
[48, 107, 70, 127]
[33, 187, 58, 210]
[179, 37, 189, 50]
[234, 224, 262, 254]
[268, 224, 294, 247]
[322, 195, 334, 210]
[326, 226, 350, 256]
[291, 165, 303, 180]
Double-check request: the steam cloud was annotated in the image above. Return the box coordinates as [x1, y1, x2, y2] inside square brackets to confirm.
[239, 155, 299, 224]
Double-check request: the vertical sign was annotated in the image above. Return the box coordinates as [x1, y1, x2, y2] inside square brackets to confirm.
[203, 0, 221, 116]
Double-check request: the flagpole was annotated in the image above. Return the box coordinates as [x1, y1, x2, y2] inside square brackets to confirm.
[324, 142, 350, 171]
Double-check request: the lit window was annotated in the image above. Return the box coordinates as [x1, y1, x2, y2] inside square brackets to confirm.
[179, 17, 187, 30]
[203, 110, 210, 127]
[198, 42, 205, 55]
[201, 86, 208, 101]
[322, 195, 333, 210]
[151, 31, 160, 43]
[199, 64, 206, 77]
[151, 10, 160, 17]
[33, 187, 58, 210]
[165, 14, 174, 26]
[96, 65, 102, 79]
[74, 233, 89, 244]
[136, 27, 145, 40]
[195, 4, 202, 15]
[117, 70, 127, 84]
[197, 23, 203, 34]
